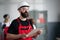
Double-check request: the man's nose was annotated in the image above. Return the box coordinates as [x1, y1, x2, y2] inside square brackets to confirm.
[25, 11, 28, 13]
[24, 9, 28, 12]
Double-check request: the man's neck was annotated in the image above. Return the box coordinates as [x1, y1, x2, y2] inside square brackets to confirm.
[4, 19, 9, 23]
[19, 16, 27, 21]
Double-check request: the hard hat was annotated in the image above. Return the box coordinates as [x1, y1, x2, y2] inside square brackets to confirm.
[18, 1, 30, 9]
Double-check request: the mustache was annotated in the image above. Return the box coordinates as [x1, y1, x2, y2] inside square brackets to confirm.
[24, 11, 28, 13]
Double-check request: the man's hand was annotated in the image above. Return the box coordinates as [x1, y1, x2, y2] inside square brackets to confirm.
[32, 30, 41, 38]
[32, 29, 43, 38]
[19, 34, 27, 39]
[37, 30, 41, 34]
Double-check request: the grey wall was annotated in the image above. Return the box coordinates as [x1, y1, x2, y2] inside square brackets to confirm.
[47, 22, 60, 40]
[0, 0, 60, 22]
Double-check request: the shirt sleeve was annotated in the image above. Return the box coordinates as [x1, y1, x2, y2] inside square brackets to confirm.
[2, 24, 6, 29]
[8, 20, 19, 34]
[33, 24, 36, 29]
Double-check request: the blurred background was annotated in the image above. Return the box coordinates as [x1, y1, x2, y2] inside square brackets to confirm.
[0, 0, 60, 40]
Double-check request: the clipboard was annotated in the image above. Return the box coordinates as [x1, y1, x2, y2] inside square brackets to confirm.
[26, 28, 43, 37]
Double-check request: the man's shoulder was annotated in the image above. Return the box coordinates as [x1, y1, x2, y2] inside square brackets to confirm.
[11, 18, 19, 23]
[13, 17, 19, 21]
[10, 18, 19, 26]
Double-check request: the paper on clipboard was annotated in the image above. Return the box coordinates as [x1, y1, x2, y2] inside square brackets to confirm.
[26, 28, 43, 37]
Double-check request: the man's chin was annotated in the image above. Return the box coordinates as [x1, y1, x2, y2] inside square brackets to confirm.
[22, 16, 28, 18]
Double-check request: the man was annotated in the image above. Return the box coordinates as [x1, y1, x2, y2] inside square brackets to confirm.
[6, 1, 40, 40]
[2, 14, 11, 40]
[2, 14, 10, 30]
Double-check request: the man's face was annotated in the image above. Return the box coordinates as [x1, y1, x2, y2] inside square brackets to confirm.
[5, 16, 10, 20]
[18, 7, 29, 18]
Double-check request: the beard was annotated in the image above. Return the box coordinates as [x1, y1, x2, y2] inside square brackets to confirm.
[21, 11, 29, 18]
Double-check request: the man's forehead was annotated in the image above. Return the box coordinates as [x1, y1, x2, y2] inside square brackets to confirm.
[21, 7, 29, 9]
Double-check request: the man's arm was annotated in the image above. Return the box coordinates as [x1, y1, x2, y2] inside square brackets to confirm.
[6, 20, 27, 40]
[6, 33, 26, 40]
